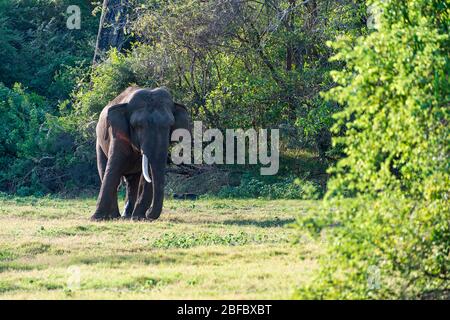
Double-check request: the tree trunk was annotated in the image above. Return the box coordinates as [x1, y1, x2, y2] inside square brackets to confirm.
[286, 0, 296, 71]
[93, 0, 129, 64]
[305, 0, 317, 31]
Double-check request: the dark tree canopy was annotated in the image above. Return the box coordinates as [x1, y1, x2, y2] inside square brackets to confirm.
[93, 0, 130, 63]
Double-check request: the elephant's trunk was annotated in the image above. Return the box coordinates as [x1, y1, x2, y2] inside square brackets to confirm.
[141, 136, 169, 221]
[146, 157, 166, 220]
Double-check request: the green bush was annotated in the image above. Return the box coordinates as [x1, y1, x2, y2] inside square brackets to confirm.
[0, 1, 100, 195]
[73, 49, 137, 116]
[295, 0, 449, 299]
[0, 83, 98, 195]
[218, 174, 321, 200]
[295, 185, 449, 299]
[325, 0, 448, 198]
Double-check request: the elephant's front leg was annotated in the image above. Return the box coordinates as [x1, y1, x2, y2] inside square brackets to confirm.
[122, 174, 140, 219]
[91, 147, 126, 221]
[131, 175, 153, 221]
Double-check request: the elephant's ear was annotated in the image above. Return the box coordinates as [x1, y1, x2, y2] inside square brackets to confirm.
[105, 103, 129, 141]
[172, 102, 191, 133]
[108, 103, 128, 114]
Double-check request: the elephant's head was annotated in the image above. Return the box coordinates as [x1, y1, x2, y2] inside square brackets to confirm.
[107, 87, 190, 220]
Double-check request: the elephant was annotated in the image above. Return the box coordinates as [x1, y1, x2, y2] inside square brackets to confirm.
[92, 86, 190, 221]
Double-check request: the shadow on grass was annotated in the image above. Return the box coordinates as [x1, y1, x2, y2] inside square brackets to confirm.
[223, 218, 295, 228]
[0, 262, 42, 273]
[67, 249, 230, 267]
[69, 254, 179, 266]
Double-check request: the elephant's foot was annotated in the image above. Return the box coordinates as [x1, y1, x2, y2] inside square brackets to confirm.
[90, 213, 110, 222]
[145, 215, 159, 222]
[131, 213, 146, 221]
[110, 211, 121, 220]
[146, 208, 162, 221]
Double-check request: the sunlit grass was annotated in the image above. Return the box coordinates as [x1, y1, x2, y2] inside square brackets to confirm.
[0, 196, 321, 299]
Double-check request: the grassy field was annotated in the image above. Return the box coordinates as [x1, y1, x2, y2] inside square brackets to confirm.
[0, 195, 321, 299]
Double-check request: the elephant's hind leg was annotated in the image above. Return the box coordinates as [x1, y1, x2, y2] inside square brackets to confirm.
[122, 174, 140, 219]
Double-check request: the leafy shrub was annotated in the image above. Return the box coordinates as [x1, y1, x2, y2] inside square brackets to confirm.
[295, 185, 449, 299]
[295, 0, 449, 299]
[73, 49, 137, 116]
[0, 83, 98, 195]
[0, 1, 100, 195]
[0, 84, 47, 191]
[218, 174, 322, 200]
[325, 1, 448, 198]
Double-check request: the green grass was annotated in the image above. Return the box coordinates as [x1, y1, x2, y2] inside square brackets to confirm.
[0, 195, 322, 299]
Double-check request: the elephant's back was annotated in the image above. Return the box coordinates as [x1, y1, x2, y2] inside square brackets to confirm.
[108, 86, 141, 106]
[98, 86, 141, 124]
[129, 87, 173, 105]
[99, 86, 173, 121]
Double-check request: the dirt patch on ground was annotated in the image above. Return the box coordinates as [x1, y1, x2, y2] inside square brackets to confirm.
[165, 166, 240, 196]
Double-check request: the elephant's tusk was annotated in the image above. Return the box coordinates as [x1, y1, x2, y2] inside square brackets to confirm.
[142, 154, 152, 183]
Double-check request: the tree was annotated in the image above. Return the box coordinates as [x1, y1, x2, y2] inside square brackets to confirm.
[93, 0, 129, 63]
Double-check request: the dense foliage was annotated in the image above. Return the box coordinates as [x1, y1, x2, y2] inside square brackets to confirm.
[0, 0, 98, 194]
[0, 0, 366, 196]
[0, 0, 97, 100]
[295, 0, 449, 299]
[75, 0, 366, 138]
[0, 0, 448, 299]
